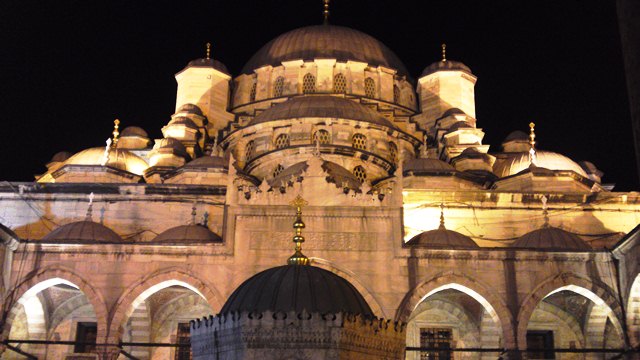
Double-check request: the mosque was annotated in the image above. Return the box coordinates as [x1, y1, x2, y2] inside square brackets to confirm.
[0, 3, 639, 360]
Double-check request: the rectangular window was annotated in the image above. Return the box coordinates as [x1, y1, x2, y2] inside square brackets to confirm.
[526, 330, 555, 359]
[175, 322, 192, 360]
[420, 328, 453, 360]
[74, 322, 97, 353]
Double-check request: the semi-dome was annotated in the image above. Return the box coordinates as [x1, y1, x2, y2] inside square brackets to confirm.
[422, 60, 473, 77]
[406, 227, 478, 249]
[511, 227, 591, 251]
[493, 150, 587, 178]
[242, 25, 409, 76]
[249, 96, 395, 128]
[65, 147, 149, 176]
[120, 126, 148, 138]
[220, 264, 374, 316]
[43, 221, 122, 243]
[153, 224, 222, 243]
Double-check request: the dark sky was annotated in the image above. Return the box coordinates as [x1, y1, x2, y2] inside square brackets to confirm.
[1, 1, 637, 190]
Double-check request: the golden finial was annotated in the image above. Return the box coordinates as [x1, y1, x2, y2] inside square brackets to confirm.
[112, 119, 120, 148]
[287, 194, 310, 266]
[323, 0, 330, 24]
[438, 203, 446, 230]
[529, 122, 536, 149]
[205, 42, 211, 60]
[441, 43, 447, 62]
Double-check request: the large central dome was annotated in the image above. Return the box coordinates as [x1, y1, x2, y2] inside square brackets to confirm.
[242, 25, 409, 76]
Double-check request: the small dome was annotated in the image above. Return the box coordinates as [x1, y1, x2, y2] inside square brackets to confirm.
[269, 160, 362, 190]
[249, 96, 395, 128]
[406, 227, 478, 249]
[446, 121, 474, 133]
[221, 265, 374, 316]
[120, 126, 148, 138]
[403, 158, 455, 174]
[168, 117, 198, 130]
[184, 58, 230, 75]
[65, 147, 149, 176]
[511, 227, 592, 251]
[242, 25, 409, 76]
[176, 103, 204, 116]
[493, 150, 587, 178]
[43, 221, 122, 243]
[503, 130, 528, 143]
[155, 138, 188, 152]
[184, 156, 227, 169]
[442, 108, 466, 118]
[49, 151, 72, 163]
[153, 224, 222, 243]
[422, 60, 473, 77]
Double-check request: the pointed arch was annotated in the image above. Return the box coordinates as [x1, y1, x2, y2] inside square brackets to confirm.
[395, 271, 515, 348]
[516, 272, 624, 349]
[106, 267, 223, 343]
[1, 266, 108, 342]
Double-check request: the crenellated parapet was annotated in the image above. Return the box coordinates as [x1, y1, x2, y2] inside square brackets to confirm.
[190, 311, 406, 360]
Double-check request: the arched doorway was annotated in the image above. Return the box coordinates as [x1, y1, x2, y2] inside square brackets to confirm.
[406, 284, 503, 360]
[5, 278, 99, 359]
[626, 274, 640, 347]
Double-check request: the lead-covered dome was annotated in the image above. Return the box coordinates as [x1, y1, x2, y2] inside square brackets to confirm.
[242, 25, 409, 76]
[153, 224, 222, 243]
[43, 221, 122, 243]
[511, 227, 591, 251]
[249, 96, 395, 128]
[221, 265, 374, 316]
[406, 227, 478, 249]
[493, 150, 587, 178]
[65, 147, 149, 176]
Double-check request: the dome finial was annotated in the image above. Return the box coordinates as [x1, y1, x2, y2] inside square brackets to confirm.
[529, 122, 537, 166]
[205, 42, 211, 60]
[323, 0, 330, 24]
[288, 195, 310, 265]
[439, 203, 446, 230]
[441, 43, 447, 62]
[112, 119, 120, 148]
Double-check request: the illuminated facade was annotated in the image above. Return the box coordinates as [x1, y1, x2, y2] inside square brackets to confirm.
[0, 15, 639, 360]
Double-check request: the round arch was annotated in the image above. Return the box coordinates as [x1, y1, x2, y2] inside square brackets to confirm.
[1, 266, 108, 342]
[395, 271, 516, 348]
[310, 257, 386, 318]
[106, 267, 224, 343]
[516, 272, 624, 349]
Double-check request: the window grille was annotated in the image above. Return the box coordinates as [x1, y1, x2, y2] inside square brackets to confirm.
[273, 76, 285, 97]
[274, 134, 290, 149]
[333, 73, 347, 93]
[273, 164, 284, 178]
[245, 140, 255, 160]
[313, 129, 331, 144]
[419, 328, 453, 360]
[389, 142, 398, 163]
[365, 77, 376, 98]
[393, 85, 401, 104]
[175, 322, 192, 360]
[303, 73, 316, 94]
[353, 166, 367, 183]
[249, 82, 257, 102]
[352, 133, 367, 150]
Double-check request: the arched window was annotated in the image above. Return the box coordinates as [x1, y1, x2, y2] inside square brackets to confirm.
[274, 134, 290, 149]
[353, 166, 367, 183]
[393, 85, 401, 104]
[273, 164, 284, 178]
[313, 129, 331, 144]
[249, 82, 257, 102]
[245, 140, 255, 160]
[389, 142, 398, 163]
[333, 73, 347, 94]
[273, 76, 285, 97]
[364, 77, 376, 98]
[302, 73, 316, 94]
[352, 133, 367, 151]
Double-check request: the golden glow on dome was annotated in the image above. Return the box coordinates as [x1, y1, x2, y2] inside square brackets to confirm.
[493, 150, 587, 178]
[65, 147, 149, 175]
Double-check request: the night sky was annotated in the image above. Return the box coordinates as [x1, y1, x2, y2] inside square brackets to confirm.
[1, 1, 637, 190]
